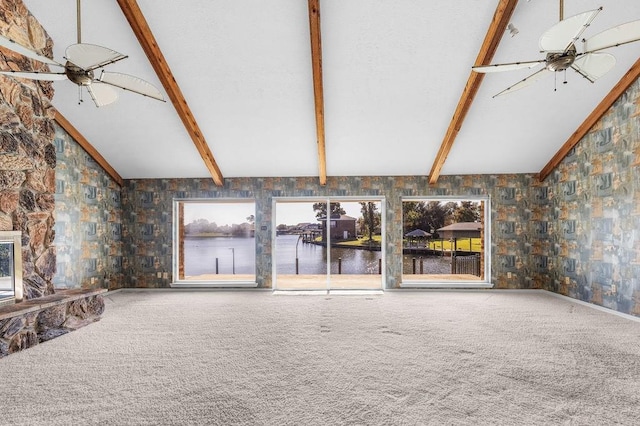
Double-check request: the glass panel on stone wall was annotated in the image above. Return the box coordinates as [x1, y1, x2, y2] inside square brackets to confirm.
[401, 198, 488, 284]
[176, 201, 256, 284]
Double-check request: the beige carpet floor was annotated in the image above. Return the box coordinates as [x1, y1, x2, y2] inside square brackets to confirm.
[1, 289, 640, 425]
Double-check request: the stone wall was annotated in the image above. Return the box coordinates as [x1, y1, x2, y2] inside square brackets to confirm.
[0, 289, 106, 358]
[0, 0, 57, 300]
[53, 123, 124, 291]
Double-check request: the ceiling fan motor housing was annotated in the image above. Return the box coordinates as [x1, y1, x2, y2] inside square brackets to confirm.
[545, 44, 577, 72]
[65, 61, 94, 86]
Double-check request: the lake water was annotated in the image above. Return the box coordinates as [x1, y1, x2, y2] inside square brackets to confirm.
[184, 237, 256, 276]
[184, 235, 452, 276]
[402, 254, 452, 275]
[275, 234, 382, 275]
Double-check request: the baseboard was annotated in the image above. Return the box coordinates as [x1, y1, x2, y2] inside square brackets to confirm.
[541, 289, 640, 323]
[104, 287, 640, 323]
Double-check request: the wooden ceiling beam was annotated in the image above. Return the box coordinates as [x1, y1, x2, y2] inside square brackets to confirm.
[54, 110, 124, 187]
[116, 0, 224, 186]
[539, 57, 640, 181]
[428, 0, 518, 184]
[308, 0, 327, 186]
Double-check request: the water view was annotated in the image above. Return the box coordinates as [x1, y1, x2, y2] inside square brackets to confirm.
[180, 200, 476, 280]
[184, 237, 256, 276]
[183, 235, 385, 276]
[402, 254, 452, 275]
[184, 236, 469, 277]
[276, 234, 382, 275]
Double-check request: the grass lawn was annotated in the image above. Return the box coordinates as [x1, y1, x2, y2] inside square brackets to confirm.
[427, 238, 481, 252]
[315, 235, 382, 247]
[339, 235, 382, 247]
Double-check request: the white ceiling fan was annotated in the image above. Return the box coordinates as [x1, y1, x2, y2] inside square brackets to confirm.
[473, 0, 640, 98]
[0, 0, 164, 107]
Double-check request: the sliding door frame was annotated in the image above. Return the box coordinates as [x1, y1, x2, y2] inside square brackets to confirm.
[272, 196, 386, 291]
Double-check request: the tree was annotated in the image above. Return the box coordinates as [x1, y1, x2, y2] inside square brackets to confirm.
[359, 202, 380, 241]
[403, 202, 432, 234]
[422, 201, 450, 235]
[312, 202, 345, 219]
[402, 201, 453, 237]
[231, 222, 253, 237]
[453, 201, 480, 223]
[185, 218, 216, 235]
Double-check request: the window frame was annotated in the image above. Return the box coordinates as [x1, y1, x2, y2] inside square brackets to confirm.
[171, 198, 258, 288]
[400, 195, 493, 288]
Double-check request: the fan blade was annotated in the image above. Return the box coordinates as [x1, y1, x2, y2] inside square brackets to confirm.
[493, 68, 551, 98]
[87, 81, 118, 107]
[473, 60, 543, 73]
[572, 52, 616, 82]
[0, 70, 67, 81]
[584, 20, 640, 53]
[98, 71, 165, 101]
[539, 8, 602, 53]
[65, 43, 127, 71]
[0, 34, 63, 67]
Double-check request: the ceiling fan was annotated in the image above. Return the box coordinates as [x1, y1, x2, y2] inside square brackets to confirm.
[0, 0, 164, 107]
[473, 0, 640, 98]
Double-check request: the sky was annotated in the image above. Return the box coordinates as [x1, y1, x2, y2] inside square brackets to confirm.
[183, 201, 370, 226]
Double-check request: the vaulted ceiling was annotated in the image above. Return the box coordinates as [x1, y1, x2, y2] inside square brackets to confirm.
[20, 0, 640, 186]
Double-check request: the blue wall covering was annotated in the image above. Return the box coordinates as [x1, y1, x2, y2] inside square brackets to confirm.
[53, 124, 123, 290]
[544, 79, 640, 316]
[121, 175, 538, 290]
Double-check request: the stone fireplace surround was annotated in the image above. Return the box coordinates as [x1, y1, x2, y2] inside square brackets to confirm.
[0, 0, 107, 357]
[0, 288, 106, 357]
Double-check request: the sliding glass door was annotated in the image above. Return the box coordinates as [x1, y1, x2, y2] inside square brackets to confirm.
[275, 201, 328, 290]
[327, 201, 383, 290]
[274, 198, 384, 291]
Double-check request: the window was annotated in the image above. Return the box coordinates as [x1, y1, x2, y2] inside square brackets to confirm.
[173, 200, 256, 286]
[401, 197, 491, 287]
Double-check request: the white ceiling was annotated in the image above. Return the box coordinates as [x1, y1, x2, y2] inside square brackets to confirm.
[21, 0, 640, 181]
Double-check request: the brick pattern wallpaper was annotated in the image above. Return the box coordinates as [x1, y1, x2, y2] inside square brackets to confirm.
[545, 78, 640, 316]
[121, 175, 538, 290]
[52, 123, 123, 290]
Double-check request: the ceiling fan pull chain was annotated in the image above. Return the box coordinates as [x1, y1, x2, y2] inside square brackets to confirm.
[563, 69, 568, 85]
[554, 72, 557, 92]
